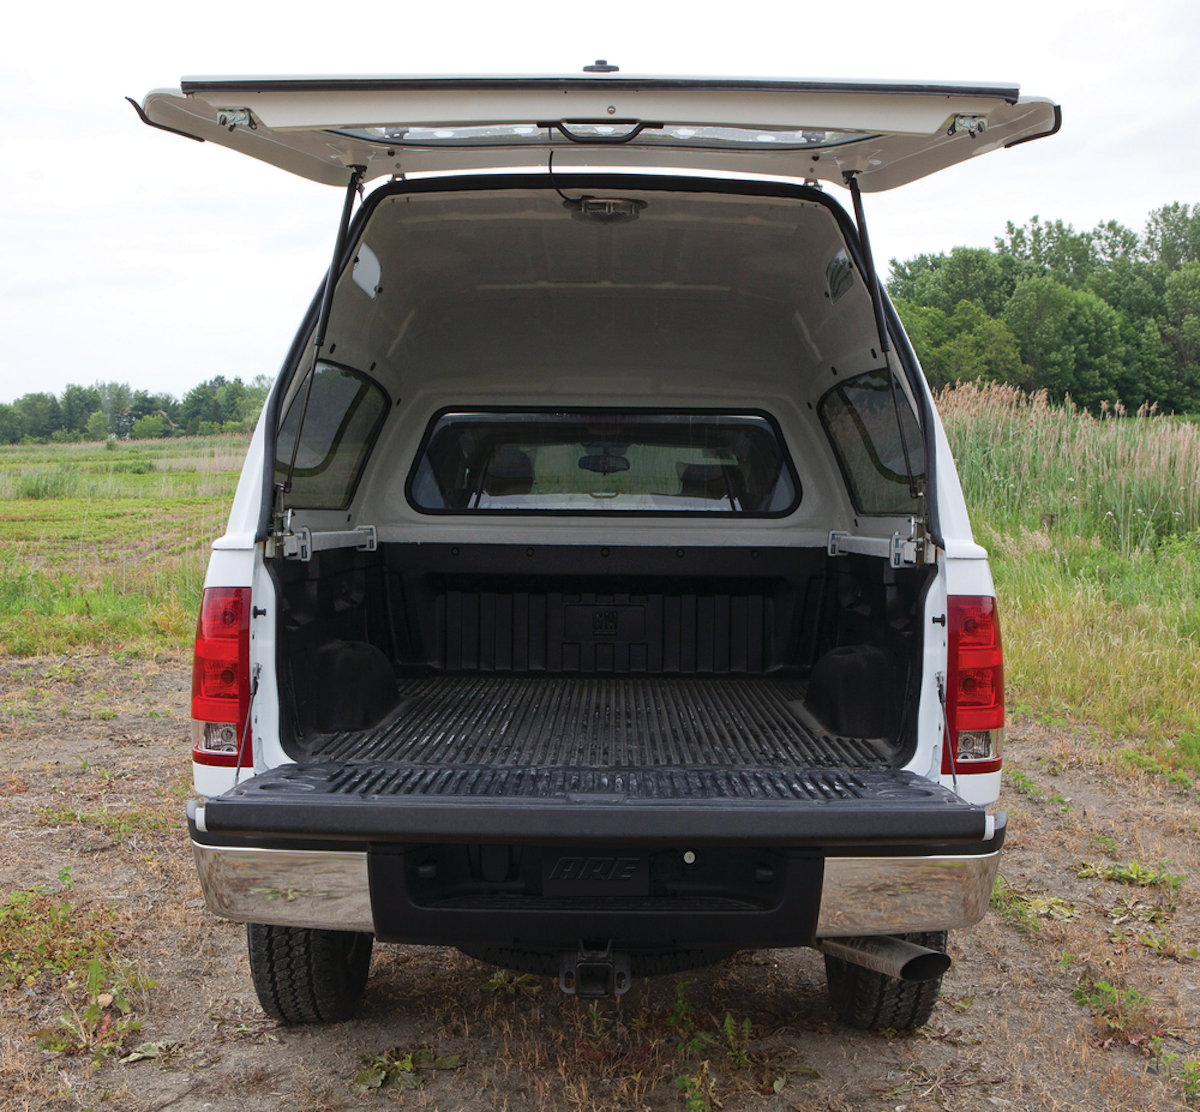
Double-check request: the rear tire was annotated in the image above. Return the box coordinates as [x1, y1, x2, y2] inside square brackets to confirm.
[247, 924, 373, 1024]
[823, 931, 947, 1031]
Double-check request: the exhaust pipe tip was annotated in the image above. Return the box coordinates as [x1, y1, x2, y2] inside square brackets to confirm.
[816, 935, 951, 982]
[897, 948, 952, 982]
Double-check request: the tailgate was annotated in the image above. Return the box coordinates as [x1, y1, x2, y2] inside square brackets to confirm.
[198, 763, 988, 846]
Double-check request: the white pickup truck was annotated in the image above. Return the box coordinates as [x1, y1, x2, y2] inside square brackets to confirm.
[132, 67, 1057, 1028]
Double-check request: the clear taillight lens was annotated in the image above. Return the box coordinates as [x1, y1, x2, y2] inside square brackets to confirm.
[191, 587, 251, 768]
[943, 595, 1004, 775]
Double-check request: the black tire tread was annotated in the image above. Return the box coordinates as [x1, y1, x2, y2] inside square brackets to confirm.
[824, 931, 947, 1031]
[247, 923, 373, 1024]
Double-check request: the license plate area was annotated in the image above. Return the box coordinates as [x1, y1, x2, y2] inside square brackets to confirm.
[542, 849, 650, 898]
[368, 844, 822, 947]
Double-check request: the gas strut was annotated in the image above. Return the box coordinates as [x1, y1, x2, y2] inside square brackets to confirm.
[280, 164, 366, 498]
[845, 172, 919, 501]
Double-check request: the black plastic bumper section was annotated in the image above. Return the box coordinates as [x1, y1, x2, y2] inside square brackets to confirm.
[368, 843, 824, 947]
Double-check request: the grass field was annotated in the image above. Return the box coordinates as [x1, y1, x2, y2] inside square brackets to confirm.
[0, 435, 245, 655]
[1, 398, 1198, 762]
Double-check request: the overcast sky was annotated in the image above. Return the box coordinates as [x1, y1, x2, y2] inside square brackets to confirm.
[2, 0, 1198, 404]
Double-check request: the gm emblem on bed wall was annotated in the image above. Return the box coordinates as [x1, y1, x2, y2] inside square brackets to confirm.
[564, 604, 647, 643]
[593, 609, 620, 636]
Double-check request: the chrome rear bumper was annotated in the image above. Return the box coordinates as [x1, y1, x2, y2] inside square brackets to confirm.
[190, 840, 1001, 938]
[815, 850, 999, 935]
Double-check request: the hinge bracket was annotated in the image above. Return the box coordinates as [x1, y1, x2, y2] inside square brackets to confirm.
[281, 525, 311, 562]
[216, 107, 256, 132]
[947, 114, 988, 138]
[890, 532, 918, 568]
[828, 518, 922, 566]
[280, 524, 377, 562]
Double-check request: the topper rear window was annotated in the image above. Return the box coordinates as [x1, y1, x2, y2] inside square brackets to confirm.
[407, 410, 799, 515]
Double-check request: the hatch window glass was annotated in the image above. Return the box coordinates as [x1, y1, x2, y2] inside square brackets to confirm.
[408, 410, 798, 515]
[331, 123, 876, 151]
[275, 363, 388, 509]
[819, 369, 925, 514]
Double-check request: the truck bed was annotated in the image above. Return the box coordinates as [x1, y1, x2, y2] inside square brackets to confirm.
[310, 674, 890, 784]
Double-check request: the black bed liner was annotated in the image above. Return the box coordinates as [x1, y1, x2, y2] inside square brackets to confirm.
[205, 676, 986, 846]
[312, 675, 887, 770]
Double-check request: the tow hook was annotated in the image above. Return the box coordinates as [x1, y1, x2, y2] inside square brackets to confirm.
[559, 942, 630, 998]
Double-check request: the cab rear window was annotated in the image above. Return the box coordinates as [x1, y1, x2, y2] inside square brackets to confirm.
[407, 410, 799, 515]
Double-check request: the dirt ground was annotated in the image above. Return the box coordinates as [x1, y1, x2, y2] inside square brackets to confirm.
[2, 653, 1199, 1112]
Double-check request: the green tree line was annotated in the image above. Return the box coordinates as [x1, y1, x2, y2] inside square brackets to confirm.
[0, 375, 271, 445]
[890, 202, 1200, 413]
[6, 201, 1199, 442]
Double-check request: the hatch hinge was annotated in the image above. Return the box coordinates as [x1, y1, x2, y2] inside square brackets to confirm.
[947, 114, 988, 138]
[890, 530, 919, 568]
[216, 107, 256, 132]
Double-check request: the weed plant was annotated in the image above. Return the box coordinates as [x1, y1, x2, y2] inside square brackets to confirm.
[675, 1061, 718, 1111]
[1149, 1038, 1200, 1100]
[1071, 978, 1155, 1042]
[0, 884, 114, 987]
[353, 1047, 465, 1092]
[1077, 859, 1185, 893]
[990, 875, 1079, 932]
[1, 877, 156, 1063]
[36, 957, 155, 1064]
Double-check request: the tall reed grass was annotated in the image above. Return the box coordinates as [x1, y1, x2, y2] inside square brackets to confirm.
[939, 382, 1200, 756]
[0, 434, 249, 501]
[938, 383, 1200, 556]
[14, 465, 83, 500]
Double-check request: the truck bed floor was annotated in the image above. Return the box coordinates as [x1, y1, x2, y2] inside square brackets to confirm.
[310, 675, 890, 777]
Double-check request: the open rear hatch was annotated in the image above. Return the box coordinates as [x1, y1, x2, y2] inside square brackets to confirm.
[134, 72, 1059, 191]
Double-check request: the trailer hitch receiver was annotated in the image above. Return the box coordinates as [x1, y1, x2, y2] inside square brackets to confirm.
[559, 942, 630, 998]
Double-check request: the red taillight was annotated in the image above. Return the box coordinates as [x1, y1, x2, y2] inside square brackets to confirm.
[943, 595, 1004, 775]
[191, 587, 251, 768]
